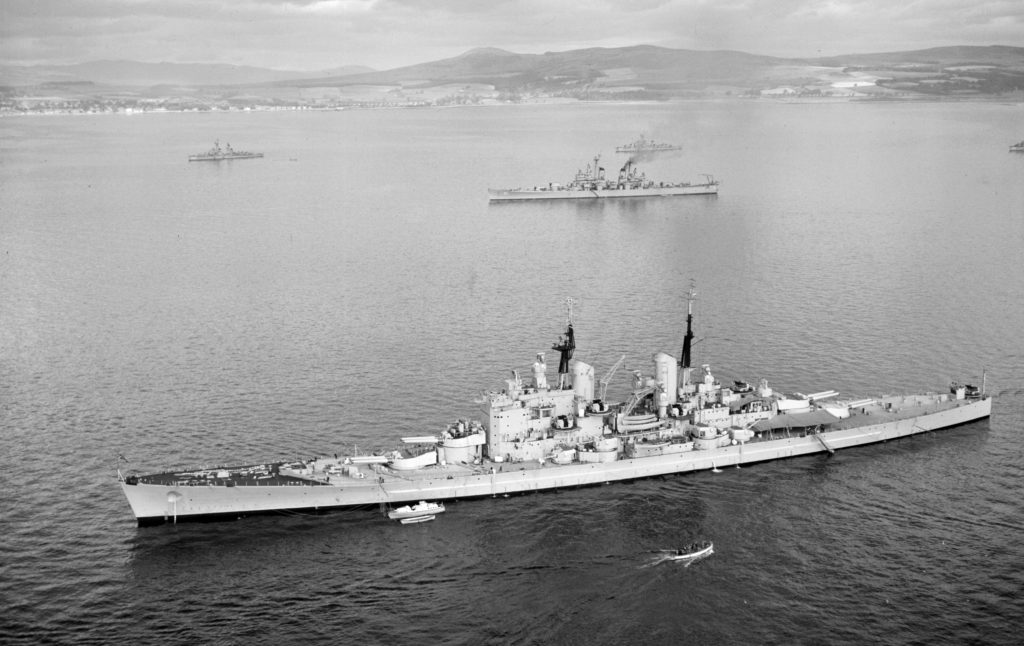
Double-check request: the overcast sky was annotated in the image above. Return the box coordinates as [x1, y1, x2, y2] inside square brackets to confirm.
[2, 0, 1022, 71]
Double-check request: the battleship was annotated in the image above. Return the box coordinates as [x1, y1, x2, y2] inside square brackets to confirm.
[119, 291, 991, 526]
[487, 155, 718, 201]
[615, 135, 682, 154]
[188, 140, 263, 162]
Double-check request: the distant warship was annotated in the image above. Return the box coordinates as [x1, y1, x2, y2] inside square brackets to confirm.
[615, 134, 682, 154]
[188, 140, 263, 162]
[488, 155, 718, 200]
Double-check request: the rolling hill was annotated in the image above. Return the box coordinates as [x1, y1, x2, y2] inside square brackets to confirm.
[3, 45, 1022, 112]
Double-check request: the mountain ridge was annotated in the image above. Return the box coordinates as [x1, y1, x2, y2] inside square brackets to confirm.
[3, 44, 1022, 110]
[0, 60, 374, 87]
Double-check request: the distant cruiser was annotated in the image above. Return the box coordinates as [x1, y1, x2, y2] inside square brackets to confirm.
[119, 289, 991, 526]
[488, 155, 718, 201]
[188, 140, 263, 162]
[616, 135, 682, 154]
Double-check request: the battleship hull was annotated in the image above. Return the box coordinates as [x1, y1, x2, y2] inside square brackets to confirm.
[188, 153, 263, 162]
[121, 394, 990, 526]
[488, 183, 718, 201]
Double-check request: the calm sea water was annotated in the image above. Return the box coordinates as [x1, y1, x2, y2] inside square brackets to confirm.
[2, 101, 1023, 645]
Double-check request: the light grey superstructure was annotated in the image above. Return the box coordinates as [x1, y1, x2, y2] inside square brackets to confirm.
[120, 291, 991, 526]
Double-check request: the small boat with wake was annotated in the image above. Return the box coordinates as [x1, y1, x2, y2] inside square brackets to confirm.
[1010, 140, 1024, 153]
[387, 501, 445, 524]
[666, 541, 714, 561]
[642, 541, 713, 568]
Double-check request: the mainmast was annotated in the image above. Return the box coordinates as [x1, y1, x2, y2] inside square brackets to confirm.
[679, 284, 696, 390]
[680, 284, 696, 369]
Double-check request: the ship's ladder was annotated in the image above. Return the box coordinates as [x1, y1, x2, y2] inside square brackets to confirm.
[378, 474, 390, 517]
[813, 429, 836, 455]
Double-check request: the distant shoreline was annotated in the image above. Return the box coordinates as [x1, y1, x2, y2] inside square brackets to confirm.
[4, 93, 1022, 118]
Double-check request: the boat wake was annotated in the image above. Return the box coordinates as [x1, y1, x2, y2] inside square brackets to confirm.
[640, 545, 714, 569]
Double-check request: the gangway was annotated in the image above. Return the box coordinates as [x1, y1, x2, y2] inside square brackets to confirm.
[813, 430, 836, 455]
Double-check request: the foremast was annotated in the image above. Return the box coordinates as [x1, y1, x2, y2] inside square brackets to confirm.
[552, 297, 576, 389]
[481, 298, 602, 463]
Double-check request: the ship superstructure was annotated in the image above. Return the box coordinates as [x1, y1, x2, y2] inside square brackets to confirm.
[120, 290, 991, 526]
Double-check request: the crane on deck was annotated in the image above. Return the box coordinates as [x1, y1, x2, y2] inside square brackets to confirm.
[597, 355, 626, 405]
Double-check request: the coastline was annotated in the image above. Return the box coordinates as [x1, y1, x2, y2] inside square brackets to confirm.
[3, 90, 1023, 118]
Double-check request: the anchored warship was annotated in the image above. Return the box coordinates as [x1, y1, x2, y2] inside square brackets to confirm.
[615, 135, 682, 154]
[487, 155, 718, 201]
[188, 140, 263, 162]
[120, 290, 991, 526]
